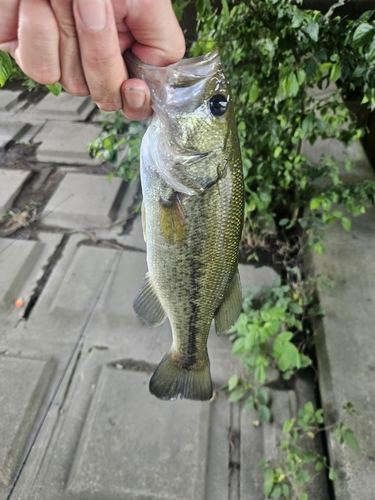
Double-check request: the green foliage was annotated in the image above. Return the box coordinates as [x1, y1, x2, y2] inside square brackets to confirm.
[228, 272, 329, 386]
[260, 402, 359, 499]
[87, 112, 145, 182]
[0, 51, 13, 86]
[191, 0, 375, 251]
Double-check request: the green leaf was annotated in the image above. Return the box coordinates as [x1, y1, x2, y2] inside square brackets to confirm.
[228, 374, 239, 391]
[221, 0, 229, 21]
[289, 302, 303, 314]
[249, 83, 259, 103]
[284, 73, 299, 97]
[329, 467, 338, 481]
[315, 461, 324, 471]
[343, 429, 360, 450]
[305, 19, 319, 42]
[254, 363, 267, 384]
[259, 404, 271, 423]
[319, 62, 333, 72]
[296, 68, 306, 85]
[274, 146, 282, 158]
[0, 51, 13, 87]
[270, 485, 281, 498]
[229, 387, 246, 402]
[264, 480, 273, 497]
[277, 342, 300, 371]
[310, 197, 321, 210]
[330, 63, 341, 82]
[341, 217, 351, 231]
[46, 82, 62, 95]
[301, 493, 309, 500]
[367, 39, 375, 62]
[353, 23, 375, 46]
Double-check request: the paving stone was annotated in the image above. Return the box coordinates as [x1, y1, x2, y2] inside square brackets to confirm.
[0, 122, 30, 148]
[34, 121, 102, 165]
[312, 208, 375, 500]
[16, 345, 232, 500]
[307, 133, 375, 499]
[0, 354, 55, 488]
[0, 233, 63, 333]
[0, 169, 31, 213]
[0, 90, 22, 112]
[27, 93, 96, 121]
[41, 173, 124, 229]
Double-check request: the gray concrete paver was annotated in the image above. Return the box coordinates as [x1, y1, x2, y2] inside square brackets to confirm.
[0, 233, 63, 335]
[0, 122, 30, 149]
[34, 121, 102, 165]
[26, 93, 96, 121]
[0, 90, 22, 113]
[0, 354, 55, 490]
[0, 169, 31, 213]
[307, 134, 375, 500]
[41, 173, 124, 229]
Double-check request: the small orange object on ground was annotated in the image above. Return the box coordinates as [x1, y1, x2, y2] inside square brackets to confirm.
[14, 299, 24, 308]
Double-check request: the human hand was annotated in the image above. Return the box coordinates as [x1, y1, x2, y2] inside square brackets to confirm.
[0, 0, 185, 120]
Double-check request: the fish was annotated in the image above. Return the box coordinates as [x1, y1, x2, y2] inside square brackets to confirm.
[125, 49, 244, 401]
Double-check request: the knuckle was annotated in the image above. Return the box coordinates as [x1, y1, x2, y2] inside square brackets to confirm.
[61, 81, 89, 96]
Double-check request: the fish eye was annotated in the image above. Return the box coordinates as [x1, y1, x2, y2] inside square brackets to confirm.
[209, 94, 228, 117]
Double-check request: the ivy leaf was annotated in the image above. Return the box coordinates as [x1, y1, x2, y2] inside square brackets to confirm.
[353, 23, 375, 46]
[0, 51, 13, 87]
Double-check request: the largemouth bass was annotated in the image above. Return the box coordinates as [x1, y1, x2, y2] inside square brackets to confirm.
[126, 49, 244, 401]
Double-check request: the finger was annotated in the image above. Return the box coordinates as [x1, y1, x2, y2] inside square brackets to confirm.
[0, 0, 20, 48]
[73, 0, 127, 111]
[122, 78, 152, 121]
[122, 0, 185, 66]
[50, 0, 89, 95]
[16, 0, 60, 84]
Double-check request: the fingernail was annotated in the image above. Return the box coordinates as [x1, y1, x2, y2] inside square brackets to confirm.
[123, 88, 146, 109]
[77, 0, 107, 31]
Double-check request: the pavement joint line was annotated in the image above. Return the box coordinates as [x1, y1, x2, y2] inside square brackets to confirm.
[6, 235, 128, 500]
[0, 194, 74, 257]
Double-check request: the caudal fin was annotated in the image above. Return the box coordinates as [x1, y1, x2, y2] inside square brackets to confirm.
[149, 352, 212, 401]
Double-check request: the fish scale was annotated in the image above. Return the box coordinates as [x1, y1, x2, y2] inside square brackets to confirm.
[127, 49, 244, 401]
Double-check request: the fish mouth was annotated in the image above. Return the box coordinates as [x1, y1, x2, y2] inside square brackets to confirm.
[124, 49, 221, 112]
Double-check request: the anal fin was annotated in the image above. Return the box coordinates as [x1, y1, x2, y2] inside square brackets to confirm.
[214, 271, 242, 335]
[133, 273, 167, 326]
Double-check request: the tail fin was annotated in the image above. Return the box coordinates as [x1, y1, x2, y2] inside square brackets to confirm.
[149, 352, 213, 401]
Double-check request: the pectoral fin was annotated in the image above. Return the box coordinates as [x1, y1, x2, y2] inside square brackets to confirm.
[133, 273, 167, 326]
[214, 271, 242, 335]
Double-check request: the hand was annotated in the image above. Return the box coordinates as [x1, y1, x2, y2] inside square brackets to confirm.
[0, 0, 185, 120]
